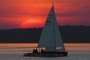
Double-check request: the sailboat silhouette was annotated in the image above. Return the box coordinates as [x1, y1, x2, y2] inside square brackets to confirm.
[24, 4, 68, 57]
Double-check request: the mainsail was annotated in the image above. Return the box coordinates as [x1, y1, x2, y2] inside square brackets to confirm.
[37, 5, 65, 52]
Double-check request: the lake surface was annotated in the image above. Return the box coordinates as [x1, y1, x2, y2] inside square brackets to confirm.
[0, 43, 90, 60]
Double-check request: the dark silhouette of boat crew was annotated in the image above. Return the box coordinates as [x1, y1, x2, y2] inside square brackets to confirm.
[33, 49, 44, 54]
[33, 49, 38, 53]
[41, 49, 44, 53]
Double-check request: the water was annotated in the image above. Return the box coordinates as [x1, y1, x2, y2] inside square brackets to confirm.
[0, 43, 90, 60]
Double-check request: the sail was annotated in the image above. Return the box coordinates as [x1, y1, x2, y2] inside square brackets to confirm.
[38, 5, 55, 49]
[54, 15, 66, 52]
[37, 5, 66, 52]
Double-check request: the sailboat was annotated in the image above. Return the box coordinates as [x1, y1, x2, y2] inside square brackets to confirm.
[24, 4, 68, 57]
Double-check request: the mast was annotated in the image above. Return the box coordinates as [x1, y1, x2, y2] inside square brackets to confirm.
[53, 3, 56, 50]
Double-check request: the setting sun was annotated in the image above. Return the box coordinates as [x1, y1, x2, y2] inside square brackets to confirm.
[20, 19, 44, 28]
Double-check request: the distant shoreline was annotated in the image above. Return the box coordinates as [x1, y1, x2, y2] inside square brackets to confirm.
[0, 25, 90, 43]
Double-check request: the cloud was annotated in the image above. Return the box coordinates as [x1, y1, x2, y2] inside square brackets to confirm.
[56, 4, 90, 17]
[0, 6, 49, 18]
[56, 11, 90, 17]
[0, 8, 19, 18]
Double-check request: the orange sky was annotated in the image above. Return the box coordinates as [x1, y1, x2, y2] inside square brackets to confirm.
[0, 0, 90, 29]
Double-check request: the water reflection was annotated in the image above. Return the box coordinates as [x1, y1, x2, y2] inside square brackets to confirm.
[0, 43, 90, 54]
[0, 43, 90, 60]
[0, 43, 90, 47]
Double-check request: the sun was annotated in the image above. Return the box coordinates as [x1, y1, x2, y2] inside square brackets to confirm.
[20, 19, 44, 28]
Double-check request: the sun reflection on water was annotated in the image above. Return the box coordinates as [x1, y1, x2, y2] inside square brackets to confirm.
[0, 43, 90, 47]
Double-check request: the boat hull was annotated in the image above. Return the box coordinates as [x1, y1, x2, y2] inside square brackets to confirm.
[23, 52, 68, 57]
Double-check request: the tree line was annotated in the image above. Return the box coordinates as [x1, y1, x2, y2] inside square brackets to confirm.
[0, 25, 90, 43]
